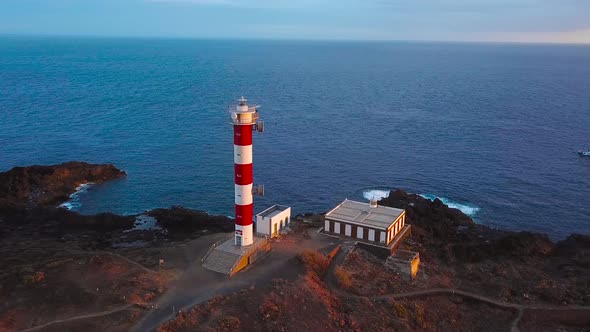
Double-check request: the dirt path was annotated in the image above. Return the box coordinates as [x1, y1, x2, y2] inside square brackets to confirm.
[325, 246, 590, 331]
[131, 229, 344, 332]
[19, 304, 138, 332]
[69, 249, 159, 274]
[372, 287, 590, 311]
[510, 308, 524, 332]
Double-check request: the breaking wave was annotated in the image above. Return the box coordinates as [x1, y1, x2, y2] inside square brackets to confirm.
[362, 189, 480, 217]
[58, 183, 93, 211]
[362, 189, 391, 201]
[419, 194, 481, 217]
[126, 215, 162, 232]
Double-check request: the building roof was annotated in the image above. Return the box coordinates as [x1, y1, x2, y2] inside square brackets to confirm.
[325, 199, 405, 230]
[257, 204, 290, 219]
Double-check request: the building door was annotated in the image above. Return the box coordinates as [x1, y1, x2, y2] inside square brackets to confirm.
[273, 223, 278, 237]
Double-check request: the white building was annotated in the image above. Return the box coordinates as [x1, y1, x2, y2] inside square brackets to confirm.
[324, 199, 406, 246]
[256, 205, 292, 238]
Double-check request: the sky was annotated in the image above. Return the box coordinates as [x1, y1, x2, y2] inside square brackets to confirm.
[1, 0, 589, 43]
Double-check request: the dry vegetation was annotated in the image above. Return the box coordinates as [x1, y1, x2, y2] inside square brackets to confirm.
[299, 249, 331, 276]
[334, 266, 352, 289]
[0, 250, 173, 332]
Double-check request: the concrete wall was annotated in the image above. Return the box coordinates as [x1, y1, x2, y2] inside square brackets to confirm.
[357, 242, 391, 259]
[230, 241, 271, 276]
[385, 250, 420, 280]
[256, 206, 291, 238]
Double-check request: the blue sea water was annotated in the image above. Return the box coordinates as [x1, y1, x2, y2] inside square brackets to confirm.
[1, 36, 589, 239]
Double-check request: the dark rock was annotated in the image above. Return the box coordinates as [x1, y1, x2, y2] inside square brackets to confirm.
[149, 206, 234, 234]
[0, 162, 233, 243]
[379, 189, 560, 263]
[0, 161, 126, 208]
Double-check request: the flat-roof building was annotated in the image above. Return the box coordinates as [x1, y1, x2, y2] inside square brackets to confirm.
[324, 199, 406, 246]
[256, 205, 291, 238]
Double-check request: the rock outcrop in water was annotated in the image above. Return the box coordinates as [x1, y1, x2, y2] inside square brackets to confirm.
[379, 189, 587, 265]
[0, 161, 126, 208]
[0, 162, 233, 237]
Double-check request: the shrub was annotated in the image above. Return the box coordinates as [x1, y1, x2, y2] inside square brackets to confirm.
[299, 250, 330, 275]
[411, 303, 427, 329]
[392, 302, 408, 320]
[334, 266, 352, 289]
[23, 271, 45, 285]
[216, 316, 241, 331]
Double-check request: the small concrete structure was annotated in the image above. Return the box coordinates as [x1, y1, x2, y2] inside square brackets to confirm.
[324, 199, 406, 246]
[385, 250, 420, 280]
[256, 205, 291, 238]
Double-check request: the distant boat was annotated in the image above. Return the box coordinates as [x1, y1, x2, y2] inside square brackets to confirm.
[578, 149, 590, 157]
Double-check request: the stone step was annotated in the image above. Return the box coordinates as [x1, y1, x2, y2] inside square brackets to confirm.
[202, 248, 241, 275]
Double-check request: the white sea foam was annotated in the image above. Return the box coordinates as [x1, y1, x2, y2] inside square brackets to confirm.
[419, 194, 481, 217]
[58, 183, 93, 211]
[362, 189, 391, 201]
[125, 215, 162, 232]
[362, 189, 480, 217]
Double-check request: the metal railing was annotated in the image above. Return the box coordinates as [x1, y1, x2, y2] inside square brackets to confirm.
[229, 112, 259, 125]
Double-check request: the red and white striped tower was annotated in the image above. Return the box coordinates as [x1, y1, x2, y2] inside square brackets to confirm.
[230, 97, 264, 246]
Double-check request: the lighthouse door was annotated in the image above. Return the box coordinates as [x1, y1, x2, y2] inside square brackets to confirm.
[236, 235, 242, 246]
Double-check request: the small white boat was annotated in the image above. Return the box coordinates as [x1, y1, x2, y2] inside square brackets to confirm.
[578, 149, 590, 157]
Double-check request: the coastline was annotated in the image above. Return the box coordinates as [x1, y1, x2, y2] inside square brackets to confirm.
[0, 162, 588, 331]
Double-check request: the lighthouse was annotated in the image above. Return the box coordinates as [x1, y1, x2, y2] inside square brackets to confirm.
[230, 97, 264, 246]
[202, 97, 288, 274]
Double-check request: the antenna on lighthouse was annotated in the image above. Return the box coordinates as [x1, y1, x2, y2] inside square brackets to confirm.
[255, 120, 264, 132]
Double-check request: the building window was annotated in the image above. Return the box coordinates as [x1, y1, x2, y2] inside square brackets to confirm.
[345, 224, 352, 236]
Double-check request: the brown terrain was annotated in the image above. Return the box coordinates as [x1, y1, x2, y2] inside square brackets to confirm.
[0, 162, 589, 332]
[0, 162, 233, 332]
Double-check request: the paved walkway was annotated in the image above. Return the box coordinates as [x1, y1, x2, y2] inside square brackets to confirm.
[131, 228, 342, 332]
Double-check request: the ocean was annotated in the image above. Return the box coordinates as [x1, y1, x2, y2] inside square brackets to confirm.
[1, 36, 589, 239]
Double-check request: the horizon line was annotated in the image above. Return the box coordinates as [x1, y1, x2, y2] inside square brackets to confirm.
[2, 32, 590, 47]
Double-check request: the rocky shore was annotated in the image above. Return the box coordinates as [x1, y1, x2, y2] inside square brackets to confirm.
[1, 162, 588, 331]
[0, 162, 126, 208]
[380, 189, 588, 268]
[0, 162, 235, 331]
[0, 162, 233, 238]
[378, 189, 589, 306]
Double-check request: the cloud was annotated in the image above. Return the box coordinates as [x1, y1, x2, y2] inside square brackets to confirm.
[146, 0, 230, 4]
[145, 0, 319, 8]
[489, 28, 590, 44]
